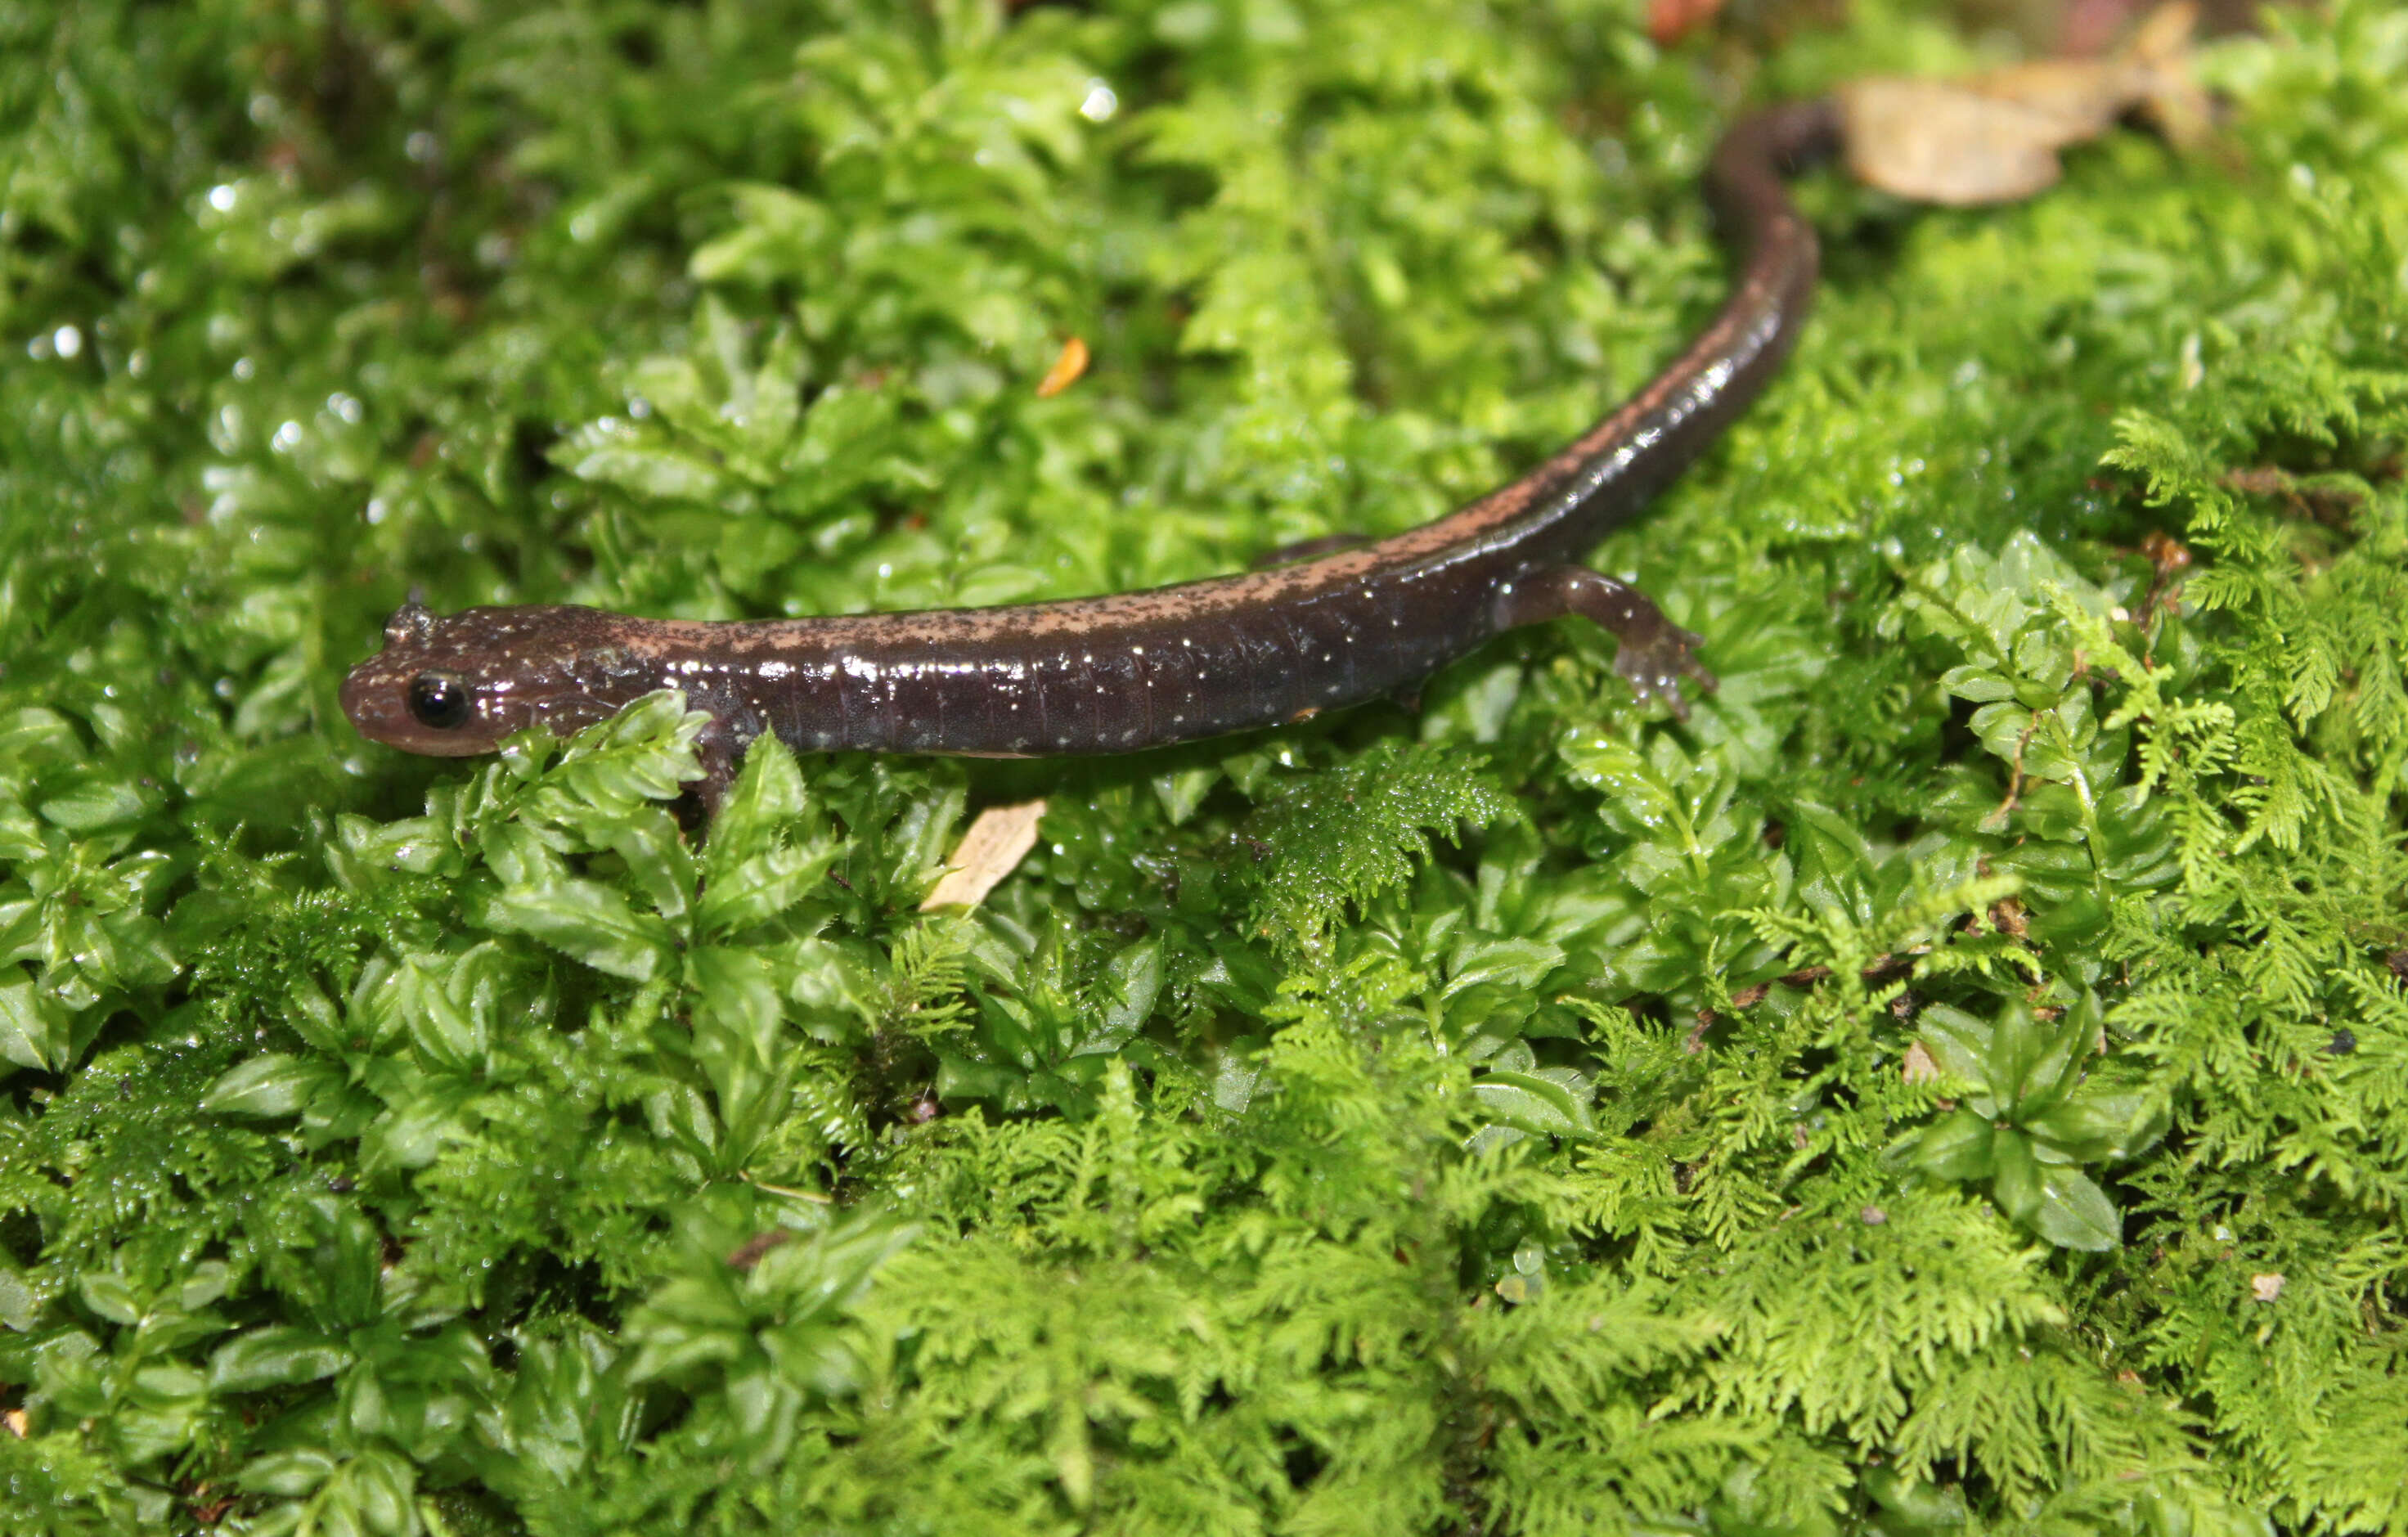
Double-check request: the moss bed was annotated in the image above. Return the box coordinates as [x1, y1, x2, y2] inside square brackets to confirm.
[5, 0, 2407, 1531]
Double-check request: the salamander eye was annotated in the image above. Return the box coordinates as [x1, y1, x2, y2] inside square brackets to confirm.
[407, 672, 473, 730]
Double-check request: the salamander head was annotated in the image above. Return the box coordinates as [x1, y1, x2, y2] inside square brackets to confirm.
[342, 600, 627, 757]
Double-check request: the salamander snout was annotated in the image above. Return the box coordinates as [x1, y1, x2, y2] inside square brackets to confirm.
[342, 600, 610, 758]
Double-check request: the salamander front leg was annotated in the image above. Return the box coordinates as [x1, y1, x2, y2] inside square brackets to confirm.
[1498, 566, 1717, 719]
[684, 712, 747, 823]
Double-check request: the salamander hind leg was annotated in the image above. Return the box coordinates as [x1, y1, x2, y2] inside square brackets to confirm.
[680, 707, 756, 826]
[1498, 566, 1717, 720]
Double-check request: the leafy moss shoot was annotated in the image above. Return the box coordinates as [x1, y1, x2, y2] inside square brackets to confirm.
[5, 0, 2406, 1531]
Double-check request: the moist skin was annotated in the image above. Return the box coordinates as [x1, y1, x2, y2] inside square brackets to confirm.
[343, 101, 1841, 802]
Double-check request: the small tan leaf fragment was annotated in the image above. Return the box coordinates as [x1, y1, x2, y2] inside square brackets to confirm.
[2250, 1272, 2285, 1303]
[1036, 336, 1089, 398]
[2, 1407, 25, 1436]
[1842, 79, 2070, 204]
[920, 799, 1046, 910]
[1840, 2, 2204, 206]
[1903, 1040, 1943, 1085]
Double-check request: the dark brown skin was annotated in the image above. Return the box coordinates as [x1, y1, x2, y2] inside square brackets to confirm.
[344, 101, 1841, 801]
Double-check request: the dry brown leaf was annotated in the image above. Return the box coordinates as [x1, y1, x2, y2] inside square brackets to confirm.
[919, 799, 1046, 910]
[2, 1407, 25, 1437]
[1036, 336, 1089, 398]
[2250, 1272, 2286, 1302]
[1841, 2, 2204, 206]
[1842, 81, 2073, 204]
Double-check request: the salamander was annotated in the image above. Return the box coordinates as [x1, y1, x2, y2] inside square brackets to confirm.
[342, 99, 1841, 801]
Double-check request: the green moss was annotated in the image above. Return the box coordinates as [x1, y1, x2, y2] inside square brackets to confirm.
[3, 0, 2406, 1530]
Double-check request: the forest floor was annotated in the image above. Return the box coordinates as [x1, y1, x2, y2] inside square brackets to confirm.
[3, 1, 2406, 1532]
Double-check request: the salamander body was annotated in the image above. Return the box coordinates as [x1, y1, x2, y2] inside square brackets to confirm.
[343, 101, 1840, 795]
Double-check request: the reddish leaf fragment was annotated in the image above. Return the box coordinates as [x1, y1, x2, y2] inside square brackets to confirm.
[1036, 336, 1090, 398]
[1647, 0, 1726, 47]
